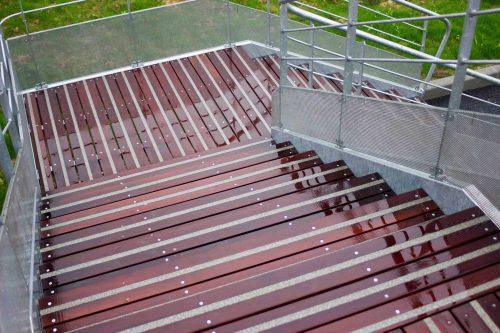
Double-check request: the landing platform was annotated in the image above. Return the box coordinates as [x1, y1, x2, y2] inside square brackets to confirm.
[25, 45, 420, 193]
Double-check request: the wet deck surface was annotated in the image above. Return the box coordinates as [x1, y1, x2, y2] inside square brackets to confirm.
[25, 46, 422, 193]
[28, 47, 499, 332]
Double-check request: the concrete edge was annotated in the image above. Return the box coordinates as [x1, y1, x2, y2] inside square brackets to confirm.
[423, 65, 500, 100]
[271, 127, 476, 216]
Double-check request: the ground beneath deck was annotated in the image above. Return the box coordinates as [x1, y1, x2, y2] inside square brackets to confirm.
[28, 46, 499, 333]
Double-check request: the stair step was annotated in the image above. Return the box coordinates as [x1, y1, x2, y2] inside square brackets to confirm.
[41, 138, 294, 218]
[39, 149, 320, 239]
[39, 159, 353, 261]
[38, 188, 442, 329]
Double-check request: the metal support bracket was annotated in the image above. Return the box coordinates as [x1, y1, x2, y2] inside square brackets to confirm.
[132, 60, 143, 68]
[430, 166, 444, 180]
[335, 138, 345, 148]
[35, 82, 47, 90]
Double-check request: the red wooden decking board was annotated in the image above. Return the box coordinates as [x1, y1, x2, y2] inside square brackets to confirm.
[38, 155, 332, 262]
[63, 83, 103, 182]
[452, 294, 500, 332]
[45, 88, 80, 186]
[25, 92, 54, 191]
[122, 70, 175, 161]
[188, 54, 260, 140]
[92, 75, 147, 170]
[53, 86, 90, 183]
[40, 148, 307, 239]
[169, 59, 233, 147]
[45, 208, 439, 333]
[38, 167, 366, 287]
[177, 57, 246, 144]
[137, 65, 195, 158]
[157, 61, 219, 150]
[254, 55, 281, 87]
[81, 78, 129, 174]
[36, 163, 360, 283]
[111, 72, 163, 165]
[41, 137, 274, 204]
[186, 56, 252, 142]
[38, 189, 436, 327]
[41, 140, 288, 216]
[37, 184, 424, 325]
[151, 62, 211, 152]
[39, 159, 347, 262]
[74, 80, 116, 176]
[203, 52, 271, 135]
[407, 311, 466, 333]
[311, 265, 500, 333]
[40, 143, 298, 224]
[234, 46, 279, 96]
[35, 90, 69, 188]
[209, 228, 498, 332]
[223, 48, 272, 117]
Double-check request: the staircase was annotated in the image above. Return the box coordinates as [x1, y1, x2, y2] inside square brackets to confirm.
[36, 136, 499, 332]
[27, 46, 499, 332]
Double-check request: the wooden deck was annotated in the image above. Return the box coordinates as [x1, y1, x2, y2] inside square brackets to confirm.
[26, 46, 422, 193]
[28, 46, 499, 332]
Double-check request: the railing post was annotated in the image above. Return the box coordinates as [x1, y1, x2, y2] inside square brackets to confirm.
[127, 0, 141, 67]
[0, 34, 22, 152]
[0, 130, 14, 182]
[337, 0, 358, 148]
[276, 1, 289, 129]
[433, 0, 481, 179]
[279, 2, 288, 87]
[308, 22, 314, 89]
[225, 0, 233, 48]
[342, 0, 358, 96]
[356, 40, 365, 96]
[266, 0, 271, 46]
[16, 0, 45, 90]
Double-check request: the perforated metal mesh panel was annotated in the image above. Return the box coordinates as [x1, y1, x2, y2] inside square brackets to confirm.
[276, 87, 499, 209]
[135, 1, 227, 63]
[9, 12, 136, 90]
[439, 111, 500, 208]
[277, 87, 342, 143]
[0, 92, 40, 331]
[342, 94, 447, 173]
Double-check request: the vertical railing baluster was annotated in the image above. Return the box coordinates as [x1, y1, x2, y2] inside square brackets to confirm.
[433, 0, 481, 179]
[127, 0, 141, 67]
[356, 40, 365, 96]
[266, 0, 271, 46]
[337, 0, 358, 148]
[17, 0, 44, 89]
[225, 0, 233, 48]
[308, 22, 314, 89]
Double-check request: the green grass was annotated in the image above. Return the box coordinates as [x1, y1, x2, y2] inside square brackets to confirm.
[1, 0, 498, 80]
[0, 111, 16, 213]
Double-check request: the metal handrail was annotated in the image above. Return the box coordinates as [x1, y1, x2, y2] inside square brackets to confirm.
[392, 0, 451, 85]
[284, 4, 500, 87]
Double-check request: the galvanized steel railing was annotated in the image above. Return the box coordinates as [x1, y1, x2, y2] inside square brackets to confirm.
[275, 0, 500, 208]
[279, 0, 500, 104]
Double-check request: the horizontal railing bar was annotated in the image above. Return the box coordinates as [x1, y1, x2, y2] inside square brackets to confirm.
[285, 8, 500, 33]
[0, 0, 89, 26]
[2, 119, 12, 135]
[284, 57, 500, 108]
[361, 27, 423, 47]
[282, 56, 500, 65]
[341, 0, 424, 30]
